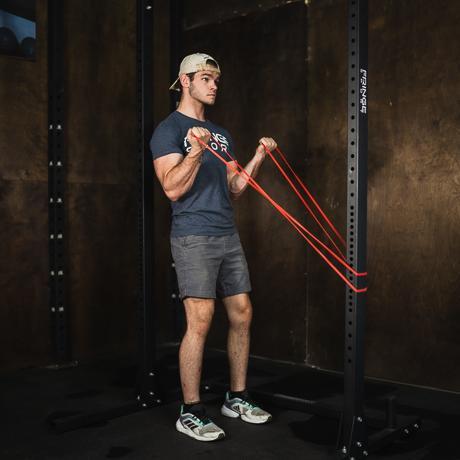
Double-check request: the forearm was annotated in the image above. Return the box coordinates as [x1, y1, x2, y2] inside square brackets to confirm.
[230, 152, 265, 198]
[163, 149, 203, 201]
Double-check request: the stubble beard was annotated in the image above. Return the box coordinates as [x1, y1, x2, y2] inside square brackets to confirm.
[189, 82, 216, 106]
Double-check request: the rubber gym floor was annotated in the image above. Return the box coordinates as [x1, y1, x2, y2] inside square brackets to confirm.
[2, 348, 459, 460]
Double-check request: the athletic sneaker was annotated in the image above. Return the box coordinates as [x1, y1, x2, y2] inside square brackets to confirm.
[221, 391, 272, 424]
[176, 404, 225, 442]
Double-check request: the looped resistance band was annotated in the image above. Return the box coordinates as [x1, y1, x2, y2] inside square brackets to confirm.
[193, 135, 367, 294]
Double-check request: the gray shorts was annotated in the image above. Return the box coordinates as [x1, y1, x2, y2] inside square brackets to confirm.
[170, 233, 251, 300]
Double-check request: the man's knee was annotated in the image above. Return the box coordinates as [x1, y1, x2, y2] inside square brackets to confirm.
[235, 305, 252, 329]
[225, 294, 253, 329]
[184, 297, 215, 338]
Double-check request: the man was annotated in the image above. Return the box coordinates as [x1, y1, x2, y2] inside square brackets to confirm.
[150, 53, 277, 442]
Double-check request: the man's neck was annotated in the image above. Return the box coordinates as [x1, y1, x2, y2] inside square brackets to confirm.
[177, 97, 206, 121]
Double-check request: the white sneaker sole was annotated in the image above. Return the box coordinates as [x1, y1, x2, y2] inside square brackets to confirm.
[176, 419, 225, 442]
[221, 404, 272, 424]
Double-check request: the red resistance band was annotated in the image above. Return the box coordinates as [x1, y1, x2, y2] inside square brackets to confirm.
[274, 146, 346, 250]
[260, 143, 346, 260]
[193, 136, 367, 294]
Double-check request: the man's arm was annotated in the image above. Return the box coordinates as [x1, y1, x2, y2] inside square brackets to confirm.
[227, 137, 277, 200]
[153, 127, 211, 202]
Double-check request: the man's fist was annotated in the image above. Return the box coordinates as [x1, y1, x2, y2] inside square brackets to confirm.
[256, 137, 277, 156]
[187, 127, 211, 150]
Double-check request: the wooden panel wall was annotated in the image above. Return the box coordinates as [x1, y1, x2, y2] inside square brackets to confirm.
[0, 0, 50, 370]
[0, 0, 174, 370]
[3, 0, 459, 394]
[182, 1, 309, 362]
[65, 0, 174, 361]
[306, 0, 460, 392]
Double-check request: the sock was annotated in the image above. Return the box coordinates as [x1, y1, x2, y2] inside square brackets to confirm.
[229, 389, 249, 400]
[182, 401, 205, 416]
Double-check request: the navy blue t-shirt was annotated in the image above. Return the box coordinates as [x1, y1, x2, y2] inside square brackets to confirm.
[150, 111, 237, 237]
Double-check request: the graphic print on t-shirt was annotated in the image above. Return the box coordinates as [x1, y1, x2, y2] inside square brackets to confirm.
[183, 132, 230, 157]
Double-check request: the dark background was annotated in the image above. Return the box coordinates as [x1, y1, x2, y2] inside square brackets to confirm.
[1, 0, 459, 393]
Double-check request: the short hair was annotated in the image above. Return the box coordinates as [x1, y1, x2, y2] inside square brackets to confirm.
[205, 58, 219, 69]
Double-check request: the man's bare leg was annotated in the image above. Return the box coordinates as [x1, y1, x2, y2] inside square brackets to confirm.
[179, 297, 215, 403]
[223, 293, 253, 392]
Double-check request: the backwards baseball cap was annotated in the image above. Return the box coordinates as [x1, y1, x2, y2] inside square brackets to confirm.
[169, 53, 221, 92]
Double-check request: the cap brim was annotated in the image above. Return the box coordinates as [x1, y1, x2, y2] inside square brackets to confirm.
[169, 76, 181, 92]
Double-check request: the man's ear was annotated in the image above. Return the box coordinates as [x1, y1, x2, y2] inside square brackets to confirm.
[180, 74, 190, 89]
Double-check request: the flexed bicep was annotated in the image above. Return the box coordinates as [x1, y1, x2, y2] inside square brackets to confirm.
[153, 149, 204, 202]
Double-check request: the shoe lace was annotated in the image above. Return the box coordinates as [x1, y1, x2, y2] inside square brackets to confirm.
[238, 395, 258, 409]
[190, 410, 211, 426]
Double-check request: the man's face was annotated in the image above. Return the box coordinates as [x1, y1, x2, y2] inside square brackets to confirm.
[188, 70, 220, 106]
